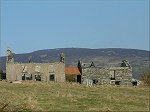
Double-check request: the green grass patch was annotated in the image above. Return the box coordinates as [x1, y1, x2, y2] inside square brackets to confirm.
[0, 81, 149, 111]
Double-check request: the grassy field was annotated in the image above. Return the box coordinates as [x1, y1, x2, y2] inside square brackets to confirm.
[0, 81, 149, 111]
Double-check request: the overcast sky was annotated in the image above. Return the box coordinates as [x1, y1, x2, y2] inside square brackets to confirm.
[1, 0, 149, 56]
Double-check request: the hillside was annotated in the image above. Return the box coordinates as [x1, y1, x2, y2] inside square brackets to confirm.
[0, 81, 149, 111]
[0, 48, 149, 79]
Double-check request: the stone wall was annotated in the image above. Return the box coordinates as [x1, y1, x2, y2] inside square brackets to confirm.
[81, 67, 132, 85]
[6, 62, 65, 83]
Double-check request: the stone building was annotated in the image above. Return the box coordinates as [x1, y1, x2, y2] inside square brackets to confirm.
[77, 60, 133, 86]
[6, 48, 133, 86]
[6, 48, 65, 82]
[65, 67, 81, 83]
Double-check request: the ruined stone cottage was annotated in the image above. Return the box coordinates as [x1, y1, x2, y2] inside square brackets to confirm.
[6, 48, 133, 86]
[6, 48, 66, 82]
[77, 60, 133, 86]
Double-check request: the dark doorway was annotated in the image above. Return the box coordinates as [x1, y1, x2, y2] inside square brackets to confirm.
[77, 75, 81, 83]
[49, 74, 55, 81]
[115, 81, 121, 85]
[35, 75, 41, 81]
[93, 79, 98, 84]
[22, 74, 32, 80]
[22, 74, 26, 80]
[132, 81, 137, 86]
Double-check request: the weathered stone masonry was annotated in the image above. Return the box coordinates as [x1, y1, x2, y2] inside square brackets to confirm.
[6, 48, 66, 83]
[78, 61, 133, 86]
[6, 48, 133, 86]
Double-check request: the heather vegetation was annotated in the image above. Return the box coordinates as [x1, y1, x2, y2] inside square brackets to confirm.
[0, 81, 149, 111]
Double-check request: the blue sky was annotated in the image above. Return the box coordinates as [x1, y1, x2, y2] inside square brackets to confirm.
[1, 0, 149, 56]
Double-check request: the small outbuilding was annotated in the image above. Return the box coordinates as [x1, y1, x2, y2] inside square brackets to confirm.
[65, 67, 81, 83]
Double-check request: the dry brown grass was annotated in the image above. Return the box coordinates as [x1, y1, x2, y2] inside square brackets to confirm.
[0, 81, 149, 111]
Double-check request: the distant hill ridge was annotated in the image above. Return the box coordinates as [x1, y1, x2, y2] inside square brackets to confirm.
[0, 48, 149, 80]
